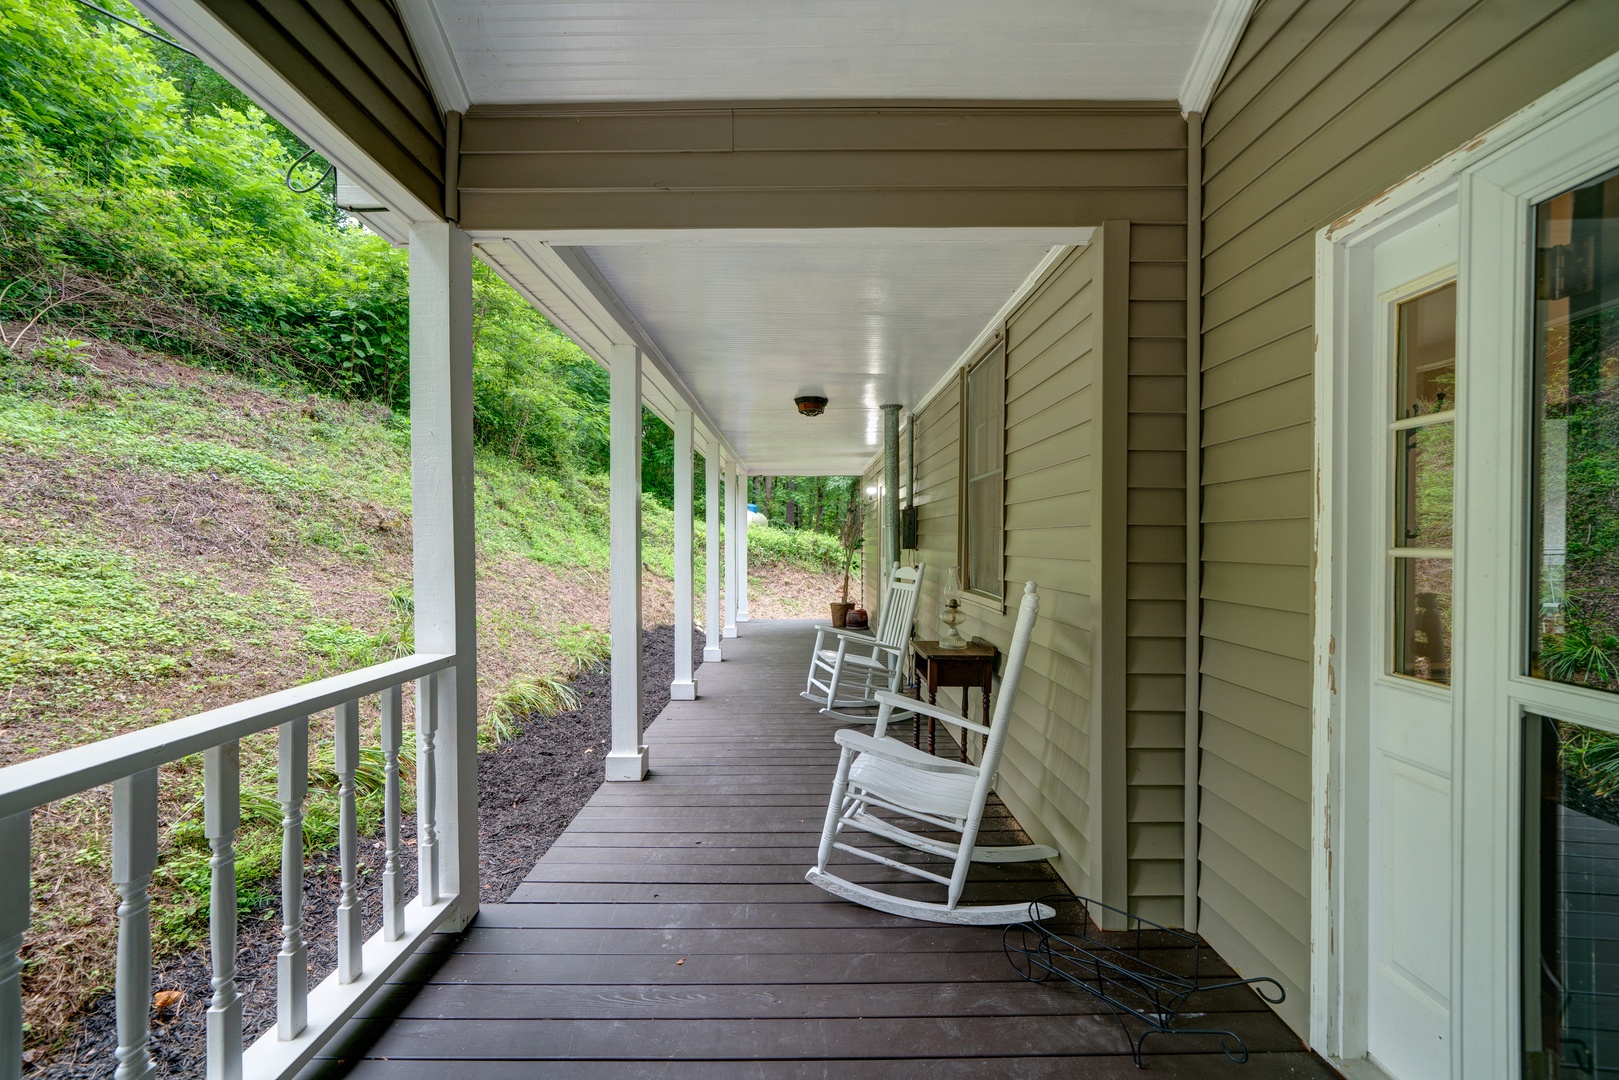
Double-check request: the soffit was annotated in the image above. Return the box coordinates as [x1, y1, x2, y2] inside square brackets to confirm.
[427, 0, 1219, 104]
[573, 237, 1069, 475]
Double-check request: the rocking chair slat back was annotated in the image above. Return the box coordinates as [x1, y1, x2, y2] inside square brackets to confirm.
[875, 563, 922, 649]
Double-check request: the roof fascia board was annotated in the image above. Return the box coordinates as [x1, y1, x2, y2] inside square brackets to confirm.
[394, 0, 471, 115]
[547, 245, 742, 467]
[473, 240, 736, 463]
[1178, 0, 1256, 116]
[464, 98, 1183, 115]
[472, 241, 678, 427]
[502, 228, 1097, 247]
[134, 0, 439, 222]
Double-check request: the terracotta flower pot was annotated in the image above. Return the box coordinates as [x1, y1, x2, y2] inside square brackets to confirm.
[829, 601, 854, 628]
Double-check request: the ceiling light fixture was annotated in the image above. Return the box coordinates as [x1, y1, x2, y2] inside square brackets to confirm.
[794, 395, 829, 417]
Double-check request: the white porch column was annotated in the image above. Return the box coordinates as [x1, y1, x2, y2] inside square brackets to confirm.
[606, 343, 649, 781]
[670, 410, 697, 700]
[409, 221, 479, 928]
[704, 447, 723, 662]
[736, 471, 750, 623]
[722, 457, 739, 639]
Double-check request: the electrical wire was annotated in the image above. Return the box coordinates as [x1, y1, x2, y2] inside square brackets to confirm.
[69, 0, 197, 56]
[69, 0, 338, 200]
[284, 146, 335, 194]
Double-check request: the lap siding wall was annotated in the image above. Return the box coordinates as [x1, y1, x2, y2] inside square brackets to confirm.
[1196, 0, 1619, 1034]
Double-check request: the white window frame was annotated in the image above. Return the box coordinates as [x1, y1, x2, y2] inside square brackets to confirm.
[1312, 51, 1619, 1080]
[958, 337, 1007, 604]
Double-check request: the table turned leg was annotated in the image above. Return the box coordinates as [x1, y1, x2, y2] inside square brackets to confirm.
[927, 681, 938, 757]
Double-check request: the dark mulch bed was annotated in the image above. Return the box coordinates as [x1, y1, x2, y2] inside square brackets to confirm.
[30, 624, 697, 1078]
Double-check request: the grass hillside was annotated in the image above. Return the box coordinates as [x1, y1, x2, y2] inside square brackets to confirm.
[0, 325, 847, 1050]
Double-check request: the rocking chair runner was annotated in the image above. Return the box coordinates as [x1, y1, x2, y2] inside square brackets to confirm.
[801, 562, 924, 723]
[806, 581, 1057, 925]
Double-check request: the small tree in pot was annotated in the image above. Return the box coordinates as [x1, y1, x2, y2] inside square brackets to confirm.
[831, 482, 864, 628]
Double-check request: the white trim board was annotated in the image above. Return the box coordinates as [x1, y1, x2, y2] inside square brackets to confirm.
[1310, 48, 1619, 1079]
[906, 244, 1078, 425]
[1178, 0, 1255, 116]
[497, 228, 1097, 248]
[396, 0, 471, 115]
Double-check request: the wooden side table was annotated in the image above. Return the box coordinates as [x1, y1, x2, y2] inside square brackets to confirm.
[908, 639, 998, 761]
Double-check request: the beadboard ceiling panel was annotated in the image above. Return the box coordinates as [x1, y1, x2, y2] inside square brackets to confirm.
[430, 0, 1216, 104]
[577, 238, 1069, 474]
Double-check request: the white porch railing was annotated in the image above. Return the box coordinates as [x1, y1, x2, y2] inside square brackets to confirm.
[0, 651, 462, 1080]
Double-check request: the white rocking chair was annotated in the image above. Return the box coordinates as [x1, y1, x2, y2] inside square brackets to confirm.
[806, 581, 1057, 925]
[800, 562, 924, 723]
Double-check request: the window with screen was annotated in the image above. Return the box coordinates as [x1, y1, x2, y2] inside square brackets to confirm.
[961, 341, 1005, 600]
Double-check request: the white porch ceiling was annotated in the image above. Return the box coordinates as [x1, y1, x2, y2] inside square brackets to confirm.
[420, 0, 1224, 105]
[573, 237, 1071, 475]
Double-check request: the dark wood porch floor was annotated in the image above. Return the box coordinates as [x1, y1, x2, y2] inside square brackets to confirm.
[311, 619, 1339, 1079]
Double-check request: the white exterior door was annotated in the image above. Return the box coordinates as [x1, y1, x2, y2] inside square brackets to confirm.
[1317, 57, 1619, 1080]
[1348, 206, 1460, 1080]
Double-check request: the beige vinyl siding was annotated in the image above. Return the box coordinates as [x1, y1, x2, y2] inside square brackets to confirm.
[911, 244, 1105, 897]
[457, 104, 1184, 231]
[902, 219, 1187, 919]
[195, 0, 445, 214]
[1124, 223, 1187, 927]
[1195, 0, 1619, 1034]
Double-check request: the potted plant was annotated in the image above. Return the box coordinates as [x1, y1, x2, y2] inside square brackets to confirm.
[831, 487, 864, 628]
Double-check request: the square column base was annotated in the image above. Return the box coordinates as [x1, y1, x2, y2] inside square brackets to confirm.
[723, 625, 738, 639]
[737, 613, 750, 623]
[704, 646, 723, 663]
[605, 747, 650, 781]
[670, 680, 697, 701]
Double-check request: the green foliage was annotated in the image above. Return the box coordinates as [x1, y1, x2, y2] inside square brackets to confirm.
[552, 623, 612, 673]
[747, 474, 859, 535]
[1540, 611, 1619, 690]
[482, 674, 580, 748]
[0, 0, 693, 498]
[0, 545, 186, 685]
[1558, 723, 1619, 802]
[744, 525, 848, 572]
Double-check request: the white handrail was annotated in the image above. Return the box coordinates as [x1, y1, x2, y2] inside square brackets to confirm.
[0, 653, 453, 819]
[0, 652, 462, 1080]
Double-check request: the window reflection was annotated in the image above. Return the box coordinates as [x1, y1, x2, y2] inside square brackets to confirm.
[1531, 168, 1619, 694]
[1526, 716, 1619, 1079]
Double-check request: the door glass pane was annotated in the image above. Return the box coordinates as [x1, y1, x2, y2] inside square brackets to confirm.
[1395, 556, 1451, 684]
[1399, 282, 1457, 417]
[1525, 715, 1619, 1080]
[1531, 168, 1619, 693]
[1396, 420, 1455, 550]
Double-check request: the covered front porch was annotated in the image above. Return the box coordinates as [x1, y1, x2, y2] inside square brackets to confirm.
[310, 621, 1327, 1079]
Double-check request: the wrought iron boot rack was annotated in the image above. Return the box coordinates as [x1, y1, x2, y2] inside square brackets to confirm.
[1004, 895, 1286, 1067]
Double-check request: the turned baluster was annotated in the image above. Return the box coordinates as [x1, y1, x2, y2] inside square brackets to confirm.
[112, 769, 158, 1080]
[204, 742, 242, 1080]
[276, 717, 308, 1040]
[334, 699, 362, 984]
[0, 812, 29, 1080]
[381, 684, 404, 940]
[416, 673, 439, 906]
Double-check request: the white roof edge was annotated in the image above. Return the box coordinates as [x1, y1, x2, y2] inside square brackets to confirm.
[133, 0, 439, 223]
[1178, 0, 1257, 117]
[549, 245, 743, 466]
[395, 0, 472, 115]
[472, 239, 740, 465]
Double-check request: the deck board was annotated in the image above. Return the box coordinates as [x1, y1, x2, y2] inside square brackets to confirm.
[305, 619, 1337, 1079]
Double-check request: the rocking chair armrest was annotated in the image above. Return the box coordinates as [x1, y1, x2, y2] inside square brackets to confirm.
[813, 625, 880, 644]
[873, 691, 990, 736]
[833, 729, 979, 774]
